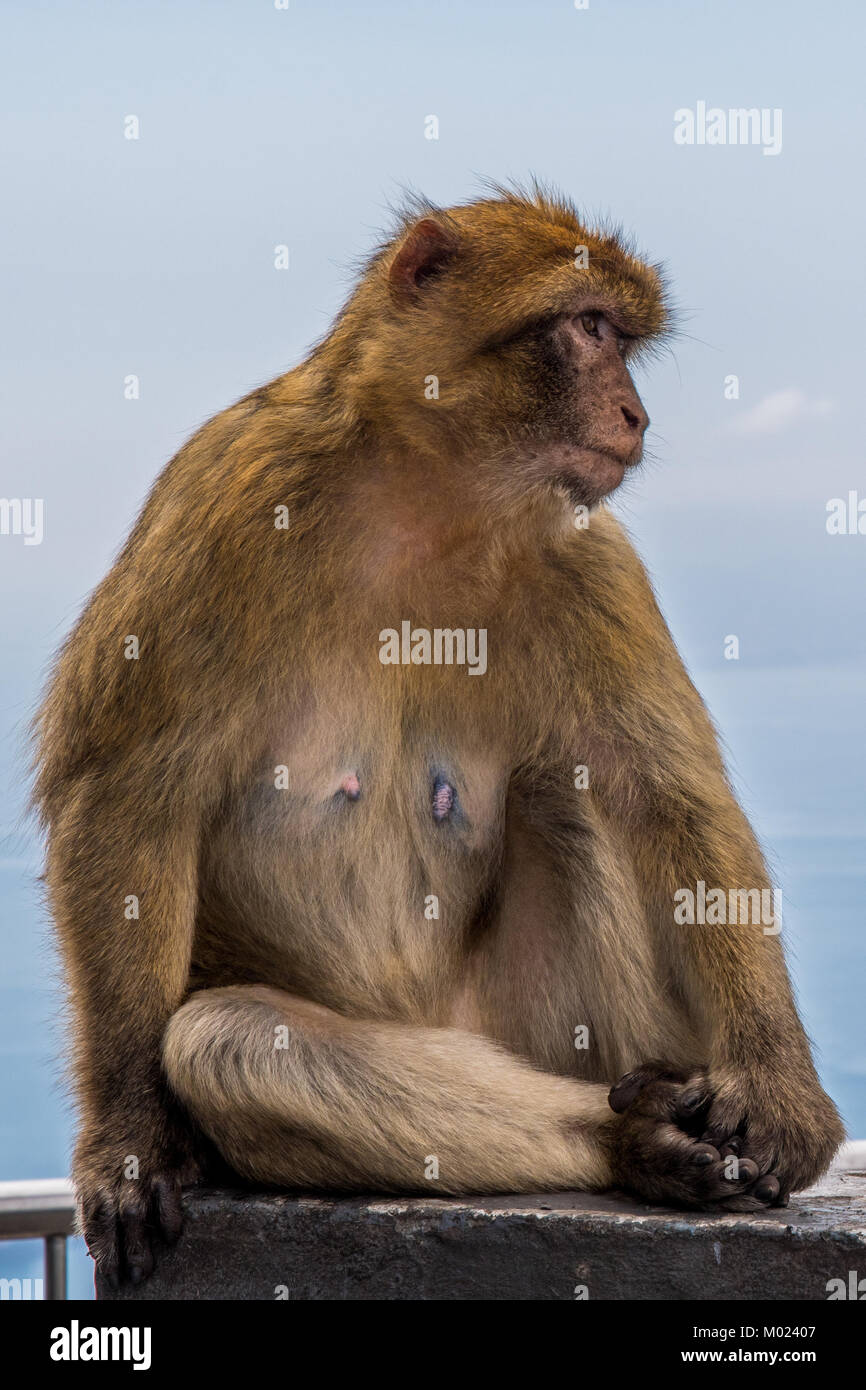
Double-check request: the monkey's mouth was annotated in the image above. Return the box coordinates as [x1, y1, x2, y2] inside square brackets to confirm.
[547, 441, 640, 471]
[545, 444, 639, 502]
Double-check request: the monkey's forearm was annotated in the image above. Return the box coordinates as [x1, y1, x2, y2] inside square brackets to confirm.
[634, 812, 814, 1072]
[46, 781, 199, 1128]
[44, 785, 205, 1284]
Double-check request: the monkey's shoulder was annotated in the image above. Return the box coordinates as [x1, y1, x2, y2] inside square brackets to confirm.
[543, 508, 663, 622]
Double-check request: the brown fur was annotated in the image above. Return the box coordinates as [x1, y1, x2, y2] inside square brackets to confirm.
[34, 186, 843, 1285]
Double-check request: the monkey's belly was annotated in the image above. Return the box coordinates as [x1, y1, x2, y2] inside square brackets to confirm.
[194, 743, 509, 1022]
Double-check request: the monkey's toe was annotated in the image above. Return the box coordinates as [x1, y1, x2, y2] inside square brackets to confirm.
[609, 1064, 788, 1212]
[678, 1148, 767, 1204]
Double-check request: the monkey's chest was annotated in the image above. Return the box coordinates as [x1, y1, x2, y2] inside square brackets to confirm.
[241, 730, 507, 879]
[197, 710, 513, 1014]
[254, 671, 511, 852]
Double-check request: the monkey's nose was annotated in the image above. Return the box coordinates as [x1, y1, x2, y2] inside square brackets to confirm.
[621, 403, 649, 433]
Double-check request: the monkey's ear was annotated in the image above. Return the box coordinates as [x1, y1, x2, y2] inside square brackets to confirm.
[388, 218, 459, 302]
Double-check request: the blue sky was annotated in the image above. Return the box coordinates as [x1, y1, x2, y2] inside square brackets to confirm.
[1, 2, 864, 1292]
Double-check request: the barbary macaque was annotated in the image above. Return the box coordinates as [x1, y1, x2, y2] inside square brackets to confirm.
[34, 187, 843, 1285]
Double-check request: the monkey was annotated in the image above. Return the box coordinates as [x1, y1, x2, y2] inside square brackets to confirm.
[34, 185, 844, 1287]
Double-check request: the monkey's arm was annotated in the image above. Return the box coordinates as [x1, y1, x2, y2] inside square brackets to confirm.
[44, 753, 203, 1286]
[582, 516, 844, 1196]
[32, 398, 304, 1282]
[629, 760, 843, 1196]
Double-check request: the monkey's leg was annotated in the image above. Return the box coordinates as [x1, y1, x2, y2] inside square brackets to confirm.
[163, 985, 622, 1193]
[163, 987, 763, 1202]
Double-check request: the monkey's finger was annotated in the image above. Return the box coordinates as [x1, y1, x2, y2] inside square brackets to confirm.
[733, 1132, 777, 1177]
[659, 1127, 725, 1177]
[608, 1065, 658, 1113]
[707, 1159, 788, 1211]
[81, 1198, 121, 1290]
[153, 1176, 184, 1245]
[727, 1157, 759, 1185]
[700, 1115, 747, 1153]
[650, 1137, 766, 1206]
[609, 1061, 699, 1114]
[673, 1085, 712, 1130]
[717, 1136, 742, 1158]
[705, 1155, 757, 1189]
[752, 1173, 781, 1204]
[716, 1169, 781, 1212]
[695, 1156, 760, 1202]
[636, 1075, 711, 1125]
[688, 1143, 720, 1168]
[118, 1193, 154, 1285]
[716, 1191, 778, 1212]
[705, 1126, 778, 1187]
[121, 1220, 154, 1285]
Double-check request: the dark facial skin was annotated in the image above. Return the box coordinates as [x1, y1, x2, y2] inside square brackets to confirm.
[513, 309, 650, 508]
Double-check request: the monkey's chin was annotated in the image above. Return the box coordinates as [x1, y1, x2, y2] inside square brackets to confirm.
[546, 447, 629, 509]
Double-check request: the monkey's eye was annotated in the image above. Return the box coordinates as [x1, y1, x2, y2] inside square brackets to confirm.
[579, 312, 601, 339]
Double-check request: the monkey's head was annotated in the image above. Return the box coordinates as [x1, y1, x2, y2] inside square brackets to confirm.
[333, 186, 670, 512]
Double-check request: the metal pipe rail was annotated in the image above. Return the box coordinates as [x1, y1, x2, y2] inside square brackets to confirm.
[0, 1178, 76, 1299]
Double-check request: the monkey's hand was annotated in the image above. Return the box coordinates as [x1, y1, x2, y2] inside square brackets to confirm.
[74, 1108, 203, 1288]
[607, 1061, 788, 1212]
[699, 1063, 844, 1200]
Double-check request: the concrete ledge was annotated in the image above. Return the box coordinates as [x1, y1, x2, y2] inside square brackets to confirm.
[98, 1143, 866, 1301]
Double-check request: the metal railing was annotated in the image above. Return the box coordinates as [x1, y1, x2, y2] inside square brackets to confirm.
[0, 1178, 76, 1299]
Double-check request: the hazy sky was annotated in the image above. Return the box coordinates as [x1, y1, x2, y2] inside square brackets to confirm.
[1, 0, 864, 1186]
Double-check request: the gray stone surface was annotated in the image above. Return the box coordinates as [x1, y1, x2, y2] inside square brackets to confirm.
[98, 1143, 866, 1301]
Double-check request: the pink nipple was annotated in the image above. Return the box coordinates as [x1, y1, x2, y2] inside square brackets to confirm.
[340, 773, 361, 801]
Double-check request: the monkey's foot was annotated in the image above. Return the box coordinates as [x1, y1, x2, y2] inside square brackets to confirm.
[608, 1061, 785, 1211]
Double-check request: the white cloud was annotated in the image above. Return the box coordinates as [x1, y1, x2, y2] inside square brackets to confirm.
[731, 388, 836, 436]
